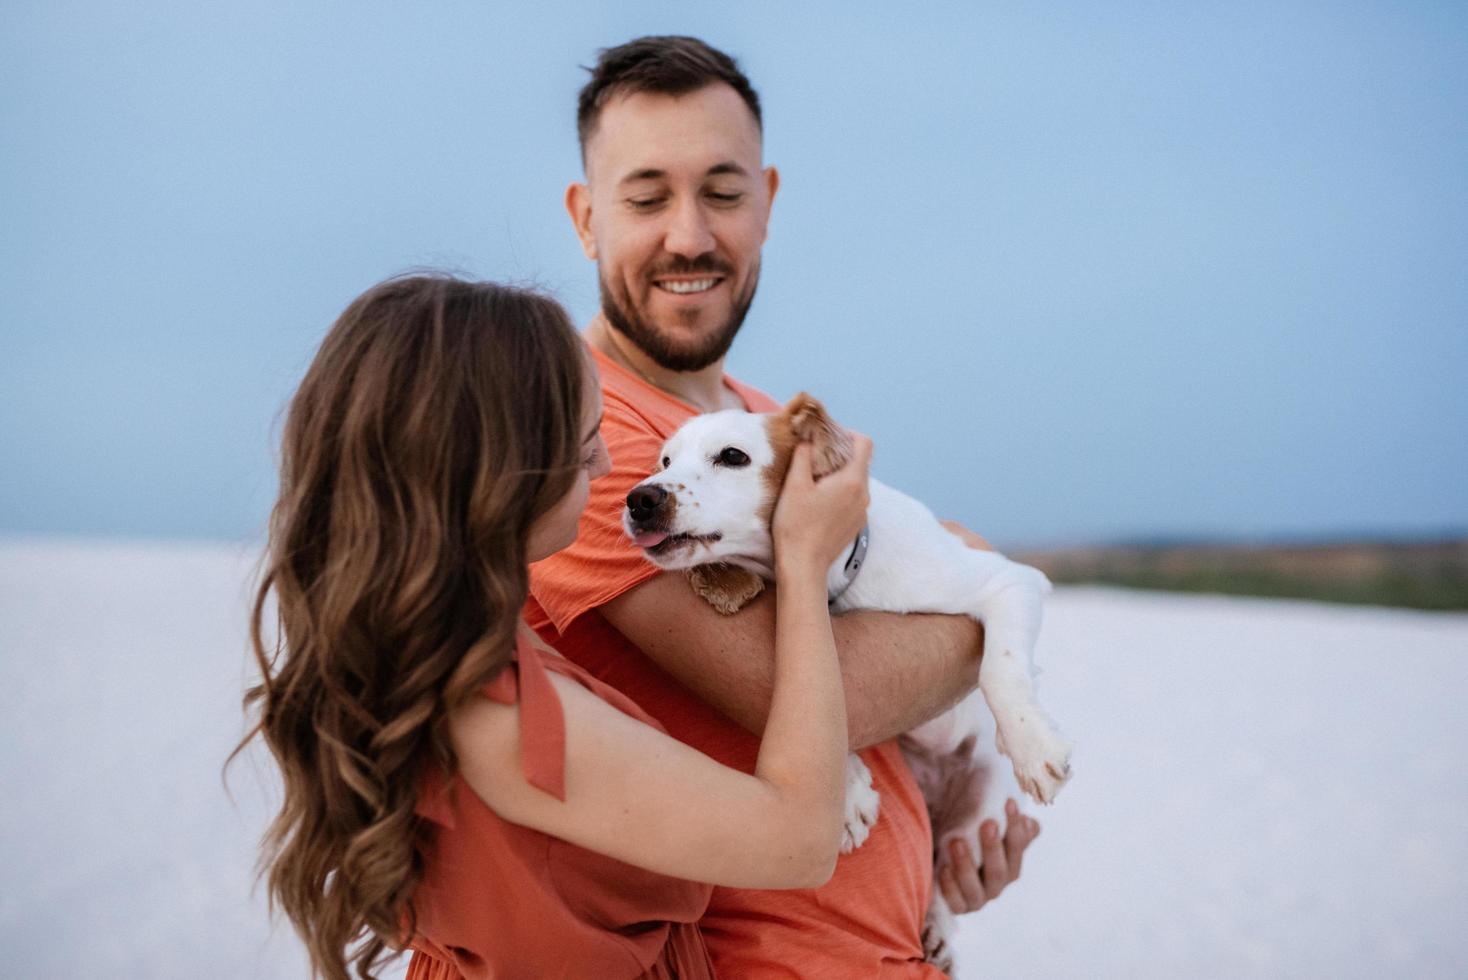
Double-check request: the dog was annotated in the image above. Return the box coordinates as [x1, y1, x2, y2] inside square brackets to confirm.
[623, 393, 1072, 974]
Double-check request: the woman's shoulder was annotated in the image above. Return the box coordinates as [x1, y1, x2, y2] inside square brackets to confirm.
[444, 688, 522, 795]
[445, 635, 628, 799]
[523, 631, 664, 729]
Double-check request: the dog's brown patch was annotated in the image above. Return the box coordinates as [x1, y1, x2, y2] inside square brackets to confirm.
[785, 392, 853, 479]
[757, 393, 853, 525]
[689, 563, 766, 614]
[757, 411, 799, 525]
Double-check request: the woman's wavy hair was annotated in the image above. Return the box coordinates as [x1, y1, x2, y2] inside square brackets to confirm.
[238, 274, 588, 979]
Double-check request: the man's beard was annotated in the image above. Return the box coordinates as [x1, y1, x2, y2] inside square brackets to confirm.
[600, 258, 760, 372]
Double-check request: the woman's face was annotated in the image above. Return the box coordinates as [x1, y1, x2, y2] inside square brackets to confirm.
[525, 364, 611, 563]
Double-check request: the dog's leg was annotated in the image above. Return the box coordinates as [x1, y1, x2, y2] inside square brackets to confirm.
[837, 493, 1071, 803]
[966, 565, 1072, 803]
[902, 743, 962, 975]
[892, 551, 1071, 804]
[905, 732, 1026, 979]
[921, 887, 958, 976]
[840, 752, 881, 853]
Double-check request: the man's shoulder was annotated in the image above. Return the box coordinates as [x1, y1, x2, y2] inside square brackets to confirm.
[723, 373, 781, 414]
[598, 374, 780, 422]
[601, 388, 665, 438]
[593, 357, 686, 440]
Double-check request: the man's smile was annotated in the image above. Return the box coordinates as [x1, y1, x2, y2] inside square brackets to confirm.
[653, 276, 725, 296]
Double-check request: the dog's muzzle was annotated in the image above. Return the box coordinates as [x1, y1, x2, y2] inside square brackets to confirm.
[625, 484, 669, 524]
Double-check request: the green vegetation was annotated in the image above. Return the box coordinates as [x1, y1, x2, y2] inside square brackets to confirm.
[1021, 540, 1468, 612]
[1053, 562, 1468, 611]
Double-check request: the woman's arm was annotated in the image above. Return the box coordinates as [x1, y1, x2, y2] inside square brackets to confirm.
[451, 438, 872, 889]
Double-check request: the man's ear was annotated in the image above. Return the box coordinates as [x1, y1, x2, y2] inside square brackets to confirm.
[782, 392, 852, 479]
[565, 182, 596, 260]
[760, 165, 780, 244]
[688, 564, 765, 615]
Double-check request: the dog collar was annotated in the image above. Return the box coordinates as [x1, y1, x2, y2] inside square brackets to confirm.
[828, 524, 870, 606]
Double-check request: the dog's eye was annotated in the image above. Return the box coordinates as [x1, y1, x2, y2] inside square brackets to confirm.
[717, 447, 751, 467]
[661, 456, 670, 469]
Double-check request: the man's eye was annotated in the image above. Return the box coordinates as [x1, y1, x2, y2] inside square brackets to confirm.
[717, 447, 751, 467]
[628, 197, 664, 210]
[707, 192, 743, 205]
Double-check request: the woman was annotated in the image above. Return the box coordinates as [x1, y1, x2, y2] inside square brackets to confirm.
[242, 274, 872, 979]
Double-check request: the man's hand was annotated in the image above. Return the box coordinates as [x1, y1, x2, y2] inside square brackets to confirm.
[936, 799, 1040, 914]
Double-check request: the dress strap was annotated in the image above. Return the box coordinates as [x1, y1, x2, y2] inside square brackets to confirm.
[481, 632, 567, 802]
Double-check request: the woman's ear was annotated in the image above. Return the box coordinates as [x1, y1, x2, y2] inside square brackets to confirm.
[782, 392, 852, 479]
[688, 563, 766, 615]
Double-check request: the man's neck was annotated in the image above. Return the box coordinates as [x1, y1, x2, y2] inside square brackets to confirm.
[585, 313, 743, 414]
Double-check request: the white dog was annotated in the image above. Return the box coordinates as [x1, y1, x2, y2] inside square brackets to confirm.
[623, 393, 1072, 974]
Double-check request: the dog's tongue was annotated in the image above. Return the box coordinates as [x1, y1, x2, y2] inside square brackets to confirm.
[633, 530, 670, 549]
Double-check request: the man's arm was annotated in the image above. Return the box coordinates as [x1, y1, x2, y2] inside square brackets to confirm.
[600, 571, 983, 750]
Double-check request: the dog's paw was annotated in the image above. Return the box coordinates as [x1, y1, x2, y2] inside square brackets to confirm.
[921, 893, 957, 975]
[1002, 720, 1073, 805]
[840, 755, 882, 853]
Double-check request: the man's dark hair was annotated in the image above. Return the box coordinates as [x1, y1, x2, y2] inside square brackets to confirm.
[576, 36, 762, 159]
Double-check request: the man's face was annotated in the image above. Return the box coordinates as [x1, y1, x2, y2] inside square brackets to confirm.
[570, 83, 778, 371]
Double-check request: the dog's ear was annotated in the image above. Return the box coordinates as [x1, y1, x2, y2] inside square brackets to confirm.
[782, 392, 852, 479]
[688, 563, 765, 615]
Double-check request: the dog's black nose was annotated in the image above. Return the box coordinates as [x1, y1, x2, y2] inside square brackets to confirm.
[626, 485, 668, 522]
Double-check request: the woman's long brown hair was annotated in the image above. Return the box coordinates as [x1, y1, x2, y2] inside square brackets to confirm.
[238, 274, 588, 979]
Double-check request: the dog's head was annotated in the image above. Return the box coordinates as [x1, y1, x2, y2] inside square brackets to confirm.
[623, 393, 853, 613]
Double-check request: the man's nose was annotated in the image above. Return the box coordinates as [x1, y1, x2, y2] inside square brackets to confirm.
[663, 199, 716, 258]
[625, 484, 669, 523]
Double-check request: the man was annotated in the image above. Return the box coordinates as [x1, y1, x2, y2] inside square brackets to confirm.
[527, 36, 1039, 977]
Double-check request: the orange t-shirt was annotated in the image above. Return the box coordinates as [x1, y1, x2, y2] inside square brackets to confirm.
[526, 347, 944, 979]
[406, 633, 715, 980]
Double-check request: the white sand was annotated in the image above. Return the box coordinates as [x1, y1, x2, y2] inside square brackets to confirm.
[2, 538, 1464, 978]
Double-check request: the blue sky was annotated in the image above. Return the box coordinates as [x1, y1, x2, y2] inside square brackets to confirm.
[2, 1, 1465, 548]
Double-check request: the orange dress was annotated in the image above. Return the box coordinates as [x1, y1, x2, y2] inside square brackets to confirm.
[404, 633, 715, 980]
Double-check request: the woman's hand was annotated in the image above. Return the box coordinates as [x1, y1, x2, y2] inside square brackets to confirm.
[772, 434, 873, 577]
